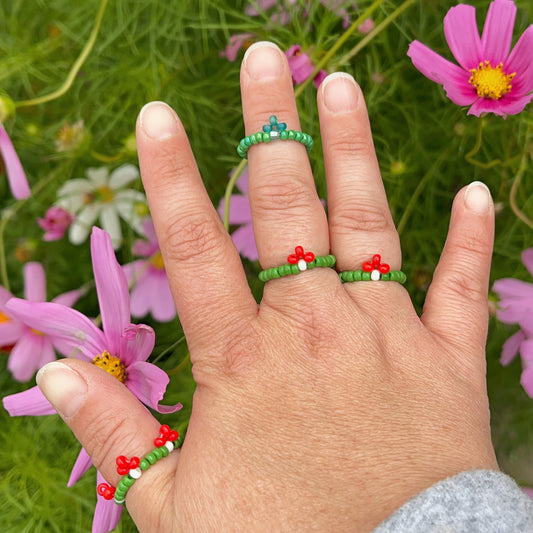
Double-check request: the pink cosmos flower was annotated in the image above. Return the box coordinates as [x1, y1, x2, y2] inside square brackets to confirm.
[493, 248, 533, 396]
[37, 206, 74, 241]
[220, 33, 254, 62]
[2, 227, 181, 533]
[0, 262, 82, 381]
[407, 0, 533, 117]
[358, 18, 375, 34]
[123, 219, 176, 322]
[286, 45, 327, 88]
[0, 123, 30, 199]
[217, 168, 258, 262]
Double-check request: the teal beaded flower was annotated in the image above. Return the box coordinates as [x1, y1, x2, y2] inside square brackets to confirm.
[262, 115, 287, 139]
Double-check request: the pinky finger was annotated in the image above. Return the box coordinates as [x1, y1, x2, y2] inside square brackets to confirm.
[421, 182, 495, 358]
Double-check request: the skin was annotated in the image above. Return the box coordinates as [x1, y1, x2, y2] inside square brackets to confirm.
[37, 41, 498, 532]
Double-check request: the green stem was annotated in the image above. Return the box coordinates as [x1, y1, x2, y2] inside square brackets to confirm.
[397, 147, 452, 236]
[168, 351, 191, 376]
[294, 0, 388, 98]
[151, 336, 187, 365]
[14, 0, 109, 109]
[223, 159, 247, 231]
[334, 0, 416, 68]
[465, 118, 502, 168]
[509, 124, 533, 230]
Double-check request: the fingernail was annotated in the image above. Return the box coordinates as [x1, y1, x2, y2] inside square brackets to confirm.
[322, 72, 358, 113]
[139, 101, 180, 140]
[36, 362, 88, 419]
[243, 41, 284, 81]
[464, 181, 492, 215]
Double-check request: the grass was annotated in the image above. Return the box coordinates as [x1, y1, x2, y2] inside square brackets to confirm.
[1, 0, 533, 530]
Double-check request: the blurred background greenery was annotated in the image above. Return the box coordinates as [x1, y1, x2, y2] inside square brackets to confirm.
[1, 0, 533, 531]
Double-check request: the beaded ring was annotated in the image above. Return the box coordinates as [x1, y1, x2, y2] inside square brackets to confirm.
[339, 254, 406, 284]
[259, 246, 336, 282]
[237, 115, 313, 159]
[97, 425, 181, 505]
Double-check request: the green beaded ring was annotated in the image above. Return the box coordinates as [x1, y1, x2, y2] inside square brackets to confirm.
[237, 115, 313, 159]
[339, 254, 406, 284]
[259, 245, 336, 282]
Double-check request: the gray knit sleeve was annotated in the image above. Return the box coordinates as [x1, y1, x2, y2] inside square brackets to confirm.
[372, 470, 533, 533]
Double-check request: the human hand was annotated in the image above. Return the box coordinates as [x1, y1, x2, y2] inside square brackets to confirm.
[35, 41, 498, 532]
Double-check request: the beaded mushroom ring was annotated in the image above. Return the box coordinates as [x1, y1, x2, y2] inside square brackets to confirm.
[339, 254, 406, 284]
[237, 115, 313, 159]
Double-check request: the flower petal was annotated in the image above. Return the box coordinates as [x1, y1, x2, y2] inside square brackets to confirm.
[230, 223, 258, 261]
[501, 329, 526, 366]
[8, 332, 43, 382]
[505, 26, 533, 96]
[86, 167, 109, 187]
[108, 163, 140, 190]
[522, 248, 533, 277]
[2, 385, 57, 416]
[480, 0, 516, 65]
[120, 323, 155, 365]
[68, 448, 93, 486]
[100, 205, 122, 249]
[129, 271, 153, 319]
[90, 227, 131, 356]
[236, 168, 249, 194]
[126, 361, 182, 413]
[0, 284, 13, 307]
[0, 319, 25, 346]
[218, 194, 252, 225]
[69, 204, 101, 245]
[493, 277, 533, 300]
[407, 41, 477, 106]
[23, 262, 46, 302]
[57, 178, 94, 198]
[0, 124, 30, 199]
[151, 275, 176, 322]
[6, 298, 105, 360]
[443, 4, 482, 70]
[93, 472, 123, 533]
[51, 288, 85, 308]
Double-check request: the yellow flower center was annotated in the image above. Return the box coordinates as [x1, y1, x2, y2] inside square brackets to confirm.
[96, 186, 114, 203]
[469, 61, 515, 100]
[151, 251, 165, 270]
[0, 311, 10, 323]
[93, 350, 126, 383]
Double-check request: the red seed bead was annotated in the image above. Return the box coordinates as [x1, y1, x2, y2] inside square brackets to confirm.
[372, 254, 381, 266]
[379, 264, 390, 274]
[97, 482, 116, 500]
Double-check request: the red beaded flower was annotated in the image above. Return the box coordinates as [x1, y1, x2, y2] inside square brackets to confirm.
[116, 455, 140, 476]
[154, 424, 179, 447]
[287, 246, 315, 265]
[362, 255, 390, 274]
[97, 482, 116, 500]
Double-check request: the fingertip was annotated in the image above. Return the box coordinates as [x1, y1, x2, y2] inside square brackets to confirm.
[137, 101, 182, 141]
[462, 181, 493, 216]
[319, 72, 361, 114]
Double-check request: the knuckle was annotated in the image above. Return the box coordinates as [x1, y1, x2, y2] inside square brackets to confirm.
[329, 129, 375, 159]
[252, 178, 316, 215]
[331, 201, 395, 235]
[161, 210, 225, 264]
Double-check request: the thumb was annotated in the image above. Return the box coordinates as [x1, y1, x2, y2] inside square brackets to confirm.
[36, 359, 180, 531]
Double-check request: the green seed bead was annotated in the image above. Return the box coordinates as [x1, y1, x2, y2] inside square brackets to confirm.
[288, 130, 296, 140]
[353, 270, 362, 281]
[294, 131, 302, 141]
[262, 132, 271, 143]
[145, 452, 157, 465]
[160, 445, 169, 457]
[279, 264, 292, 276]
[381, 272, 390, 281]
[140, 459, 150, 470]
[280, 130, 288, 140]
[250, 133, 258, 144]
[362, 271, 371, 281]
[244, 137, 252, 147]
[258, 271, 268, 282]
[271, 268, 281, 279]
[290, 264, 300, 274]
[153, 447, 164, 459]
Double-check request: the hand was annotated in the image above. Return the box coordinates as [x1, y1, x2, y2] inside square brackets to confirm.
[36, 41, 498, 532]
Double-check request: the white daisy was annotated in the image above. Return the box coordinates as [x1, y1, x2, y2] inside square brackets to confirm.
[56, 164, 148, 249]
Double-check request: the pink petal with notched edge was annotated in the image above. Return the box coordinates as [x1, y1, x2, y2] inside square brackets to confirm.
[522, 248, 533, 277]
[230, 223, 258, 261]
[505, 26, 533, 96]
[496, 93, 533, 116]
[90, 227, 130, 356]
[0, 124, 30, 200]
[443, 4, 482, 70]
[151, 274, 176, 322]
[501, 329, 526, 366]
[2, 385, 56, 416]
[481, 0, 516, 66]
[0, 319, 24, 346]
[407, 41, 477, 106]
[93, 471, 123, 533]
[119, 323, 155, 365]
[24, 262, 46, 302]
[467, 97, 507, 117]
[68, 448, 93, 487]
[8, 332, 44, 382]
[126, 361, 181, 413]
[6, 298, 106, 360]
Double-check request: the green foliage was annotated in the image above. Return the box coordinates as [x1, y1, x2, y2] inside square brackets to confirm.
[1, 0, 533, 530]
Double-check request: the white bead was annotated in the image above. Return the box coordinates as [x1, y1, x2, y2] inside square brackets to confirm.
[129, 467, 142, 479]
[298, 259, 307, 271]
[165, 441, 175, 452]
[270, 130, 279, 139]
[371, 270, 381, 281]
[115, 498, 125, 505]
